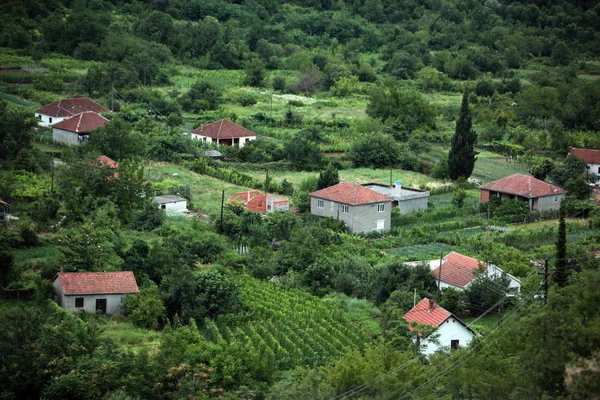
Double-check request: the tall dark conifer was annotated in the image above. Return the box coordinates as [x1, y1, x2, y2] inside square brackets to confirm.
[448, 91, 477, 180]
[554, 200, 568, 287]
[317, 164, 340, 189]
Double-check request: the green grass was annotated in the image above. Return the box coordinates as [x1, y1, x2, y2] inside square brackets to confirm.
[100, 318, 161, 350]
[0, 90, 40, 107]
[12, 245, 62, 266]
[386, 243, 454, 258]
[34, 142, 64, 154]
[429, 189, 479, 208]
[472, 157, 530, 182]
[462, 314, 499, 332]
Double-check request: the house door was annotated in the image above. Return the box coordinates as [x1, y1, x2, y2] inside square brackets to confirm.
[96, 299, 107, 315]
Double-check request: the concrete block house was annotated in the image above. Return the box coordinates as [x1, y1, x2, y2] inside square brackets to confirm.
[52, 111, 109, 145]
[309, 182, 392, 234]
[404, 298, 476, 355]
[35, 97, 109, 127]
[569, 147, 600, 184]
[153, 195, 188, 213]
[53, 271, 139, 315]
[363, 180, 429, 214]
[191, 119, 256, 148]
[479, 174, 565, 212]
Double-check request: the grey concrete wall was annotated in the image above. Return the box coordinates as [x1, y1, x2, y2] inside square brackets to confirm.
[61, 293, 125, 315]
[534, 194, 564, 212]
[53, 128, 80, 145]
[310, 197, 391, 233]
[398, 196, 428, 214]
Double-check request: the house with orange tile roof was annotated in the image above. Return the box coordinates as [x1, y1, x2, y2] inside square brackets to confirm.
[569, 147, 600, 184]
[191, 119, 256, 148]
[479, 174, 565, 212]
[35, 97, 109, 127]
[404, 298, 476, 355]
[309, 182, 392, 233]
[52, 111, 109, 145]
[52, 271, 139, 315]
[228, 190, 289, 214]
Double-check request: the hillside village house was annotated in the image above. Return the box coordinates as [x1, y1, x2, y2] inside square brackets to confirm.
[479, 174, 565, 212]
[0, 200, 8, 222]
[417, 251, 522, 293]
[53, 271, 139, 315]
[309, 182, 392, 234]
[228, 190, 290, 214]
[35, 97, 109, 127]
[52, 111, 109, 145]
[363, 180, 429, 214]
[404, 298, 476, 355]
[569, 147, 600, 184]
[153, 195, 188, 214]
[191, 119, 257, 148]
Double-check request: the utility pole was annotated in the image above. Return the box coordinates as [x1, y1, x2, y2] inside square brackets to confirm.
[497, 298, 503, 328]
[264, 168, 269, 196]
[219, 190, 225, 234]
[50, 160, 54, 193]
[111, 85, 114, 111]
[389, 165, 393, 187]
[544, 258, 549, 303]
[437, 248, 444, 298]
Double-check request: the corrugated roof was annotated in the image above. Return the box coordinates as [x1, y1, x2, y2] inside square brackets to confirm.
[569, 147, 600, 164]
[191, 119, 257, 139]
[479, 174, 565, 198]
[431, 252, 486, 289]
[52, 111, 108, 133]
[36, 97, 109, 118]
[309, 182, 392, 205]
[404, 298, 451, 328]
[55, 272, 139, 295]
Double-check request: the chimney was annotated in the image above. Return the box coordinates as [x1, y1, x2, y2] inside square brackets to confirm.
[428, 298, 435, 312]
[394, 179, 402, 195]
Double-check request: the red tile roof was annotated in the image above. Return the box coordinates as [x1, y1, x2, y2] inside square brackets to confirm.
[96, 155, 118, 168]
[52, 111, 108, 133]
[404, 298, 451, 328]
[191, 119, 257, 139]
[479, 174, 565, 198]
[569, 147, 600, 164]
[35, 97, 110, 118]
[431, 252, 487, 289]
[55, 272, 139, 295]
[309, 182, 392, 205]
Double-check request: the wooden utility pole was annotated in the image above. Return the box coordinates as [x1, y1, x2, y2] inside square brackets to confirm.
[437, 248, 444, 298]
[219, 190, 225, 233]
[264, 169, 269, 196]
[544, 258, 549, 303]
[497, 299, 503, 327]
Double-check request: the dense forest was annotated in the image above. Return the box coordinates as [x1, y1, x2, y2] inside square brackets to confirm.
[1, 0, 600, 398]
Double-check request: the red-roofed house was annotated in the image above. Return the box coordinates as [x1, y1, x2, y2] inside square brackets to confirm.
[309, 182, 392, 233]
[404, 298, 476, 355]
[35, 97, 110, 127]
[52, 111, 109, 145]
[479, 174, 565, 212]
[53, 271, 139, 315]
[228, 190, 290, 214]
[191, 119, 256, 148]
[569, 147, 600, 184]
[430, 252, 521, 292]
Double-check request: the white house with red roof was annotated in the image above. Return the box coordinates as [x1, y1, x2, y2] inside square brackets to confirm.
[228, 190, 289, 214]
[52, 271, 139, 315]
[404, 298, 476, 355]
[429, 252, 521, 293]
[309, 182, 392, 233]
[191, 119, 257, 148]
[479, 174, 565, 212]
[35, 97, 109, 127]
[52, 111, 109, 145]
[569, 147, 600, 184]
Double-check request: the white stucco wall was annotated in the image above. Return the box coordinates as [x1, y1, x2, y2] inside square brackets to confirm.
[487, 265, 521, 293]
[191, 134, 256, 148]
[159, 200, 187, 212]
[420, 318, 475, 355]
[36, 113, 68, 127]
[53, 279, 126, 315]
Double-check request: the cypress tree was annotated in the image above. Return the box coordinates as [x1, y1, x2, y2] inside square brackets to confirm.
[448, 91, 477, 180]
[554, 200, 568, 287]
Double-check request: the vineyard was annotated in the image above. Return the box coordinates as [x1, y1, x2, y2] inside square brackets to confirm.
[202, 277, 374, 370]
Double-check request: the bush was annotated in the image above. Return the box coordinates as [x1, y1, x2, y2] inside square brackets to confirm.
[19, 225, 39, 248]
[272, 75, 286, 91]
[125, 287, 165, 330]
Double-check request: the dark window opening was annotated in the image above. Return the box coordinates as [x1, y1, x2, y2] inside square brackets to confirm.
[451, 340, 459, 350]
[75, 297, 84, 308]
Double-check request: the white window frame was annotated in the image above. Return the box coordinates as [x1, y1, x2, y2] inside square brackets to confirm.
[341, 204, 349, 214]
[317, 199, 324, 208]
[377, 203, 385, 212]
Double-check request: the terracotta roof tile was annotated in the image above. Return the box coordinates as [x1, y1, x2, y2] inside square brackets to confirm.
[569, 147, 600, 164]
[191, 119, 257, 139]
[431, 252, 486, 288]
[52, 111, 108, 133]
[96, 155, 118, 168]
[36, 97, 109, 118]
[309, 182, 392, 205]
[404, 298, 451, 328]
[55, 272, 139, 295]
[479, 174, 565, 198]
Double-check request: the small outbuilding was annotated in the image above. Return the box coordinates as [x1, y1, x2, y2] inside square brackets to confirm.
[569, 147, 600, 184]
[404, 298, 476, 356]
[191, 119, 257, 148]
[153, 195, 188, 213]
[53, 271, 139, 315]
[479, 174, 565, 212]
[35, 97, 110, 127]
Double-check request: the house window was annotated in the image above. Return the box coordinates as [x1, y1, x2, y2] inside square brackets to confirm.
[75, 297, 84, 308]
[377, 203, 385, 212]
[317, 200, 324, 208]
[341, 205, 349, 214]
[554, 197, 558, 203]
[376, 220, 385, 230]
[49, 117, 52, 123]
[597, 166, 600, 173]
[451, 340, 459, 350]
[161, 204, 166, 209]
[38, 115, 42, 120]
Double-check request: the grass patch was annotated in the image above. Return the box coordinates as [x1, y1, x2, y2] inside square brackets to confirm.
[386, 243, 454, 258]
[472, 157, 530, 182]
[100, 318, 161, 350]
[0, 90, 40, 108]
[12, 245, 62, 266]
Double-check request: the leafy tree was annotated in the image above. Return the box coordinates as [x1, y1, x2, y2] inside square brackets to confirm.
[451, 188, 467, 208]
[465, 272, 511, 311]
[0, 100, 44, 172]
[317, 164, 339, 189]
[349, 133, 399, 168]
[181, 79, 223, 112]
[284, 134, 323, 171]
[551, 154, 588, 186]
[448, 91, 477, 180]
[439, 287, 468, 315]
[126, 286, 166, 330]
[244, 57, 267, 87]
[564, 177, 591, 200]
[554, 200, 569, 287]
[530, 158, 554, 181]
[133, 199, 166, 231]
[89, 119, 147, 161]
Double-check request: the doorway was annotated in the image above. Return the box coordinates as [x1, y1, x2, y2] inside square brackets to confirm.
[95, 299, 107, 315]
